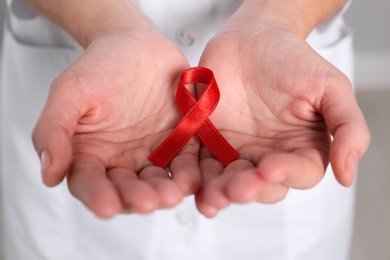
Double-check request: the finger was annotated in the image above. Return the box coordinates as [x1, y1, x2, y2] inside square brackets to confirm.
[139, 166, 183, 208]
[226, 168, 289, 204]
[196, 159, 250, 218]
[32, 123, 72, 187]
[320, 78, 371, 186]
[199, 146, 224, 183]
[68, 154, 122, 219]
[169, 137, 201, 196]
[32, 76, 86, 187]
[220, 160, 259, 203]
[257, 150, 326, 189]
[195, 149, 224, 218]
[107, 168, 159, 214]
[212, 160, 288, 204]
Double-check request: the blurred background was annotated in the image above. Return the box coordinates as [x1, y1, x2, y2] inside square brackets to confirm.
[0, 0, 389, 259]
[344, 1, 390, 259]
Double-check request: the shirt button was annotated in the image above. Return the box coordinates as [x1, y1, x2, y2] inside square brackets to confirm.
[175, 211, 194, 226]
[176, 27, 196, 46]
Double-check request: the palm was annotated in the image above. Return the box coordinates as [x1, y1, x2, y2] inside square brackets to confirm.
[196, 26, 366, 217]
[33, 32, 201, 218]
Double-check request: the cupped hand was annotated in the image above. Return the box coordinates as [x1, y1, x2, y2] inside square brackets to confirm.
[196, 22, 370, 218]
[32, 28, 201, 218]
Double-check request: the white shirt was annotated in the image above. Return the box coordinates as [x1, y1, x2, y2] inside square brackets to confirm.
[1, 1, 355, 259]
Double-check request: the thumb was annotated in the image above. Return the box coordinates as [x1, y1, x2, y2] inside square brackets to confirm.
[32, 76, 86, 187]
[321, 77, 370, 187]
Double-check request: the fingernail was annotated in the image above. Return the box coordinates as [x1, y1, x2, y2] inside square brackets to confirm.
[346, 151, 358, 176]
[206, 206, 219, 218]
[40, 150, 51, 174]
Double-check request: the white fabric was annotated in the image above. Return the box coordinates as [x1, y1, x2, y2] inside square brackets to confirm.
[1, 1, 355, 259]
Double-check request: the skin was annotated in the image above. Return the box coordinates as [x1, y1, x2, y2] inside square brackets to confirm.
[29, 0, 370, 218]
[31, 2, 202, 218]
[196, 2, 370, 217]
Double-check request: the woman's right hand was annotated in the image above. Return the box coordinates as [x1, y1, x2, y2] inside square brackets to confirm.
[32, 16, 201, 218]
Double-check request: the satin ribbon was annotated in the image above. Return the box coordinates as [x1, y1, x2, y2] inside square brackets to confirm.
[149, 67, 239, 168]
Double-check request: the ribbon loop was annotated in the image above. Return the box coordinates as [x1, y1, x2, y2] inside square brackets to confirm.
[148, 67, 239, 168]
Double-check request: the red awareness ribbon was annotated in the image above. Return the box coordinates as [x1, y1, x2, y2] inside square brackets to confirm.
[148, 67, 239, 168]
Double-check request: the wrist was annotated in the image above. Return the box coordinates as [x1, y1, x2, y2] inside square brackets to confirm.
[27, 0, 159, 48]
[232, 0, 347, 38]
[80, 2, 159, 47]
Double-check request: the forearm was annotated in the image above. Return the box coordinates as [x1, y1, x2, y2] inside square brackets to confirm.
[26, 0, 154, 48]
[236, 0, 348, 37]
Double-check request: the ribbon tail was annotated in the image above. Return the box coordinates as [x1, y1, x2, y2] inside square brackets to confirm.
[197, 119, 239, 167]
